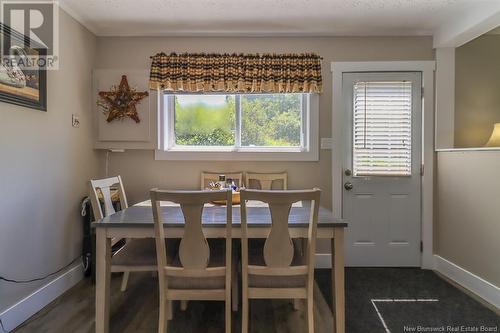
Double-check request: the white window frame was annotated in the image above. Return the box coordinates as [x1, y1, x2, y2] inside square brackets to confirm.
[155, 93, 319, 161]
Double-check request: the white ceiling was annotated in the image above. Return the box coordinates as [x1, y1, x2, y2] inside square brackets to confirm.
[60, 0, 500, 44]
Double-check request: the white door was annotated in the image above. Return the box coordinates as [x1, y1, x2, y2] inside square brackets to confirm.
[342, 72, 422, 267]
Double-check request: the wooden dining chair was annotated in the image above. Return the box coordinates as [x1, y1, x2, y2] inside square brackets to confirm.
[245, 172, 291, 273]
[150, 189, 233, 333]
[89, 176, 157, 292]
[240, 188, 321, 333]
[245, 172, 288, 190]
[200, 171, 244, 189]
[201, 171, 242, 312]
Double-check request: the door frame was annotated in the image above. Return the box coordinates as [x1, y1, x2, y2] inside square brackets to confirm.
[331, 61, 436, 269]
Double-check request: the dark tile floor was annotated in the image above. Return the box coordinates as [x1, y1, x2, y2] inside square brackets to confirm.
[316, 268, 499, 333]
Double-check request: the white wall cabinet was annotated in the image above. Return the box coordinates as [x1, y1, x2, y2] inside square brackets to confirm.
[93, 69, 157, 149]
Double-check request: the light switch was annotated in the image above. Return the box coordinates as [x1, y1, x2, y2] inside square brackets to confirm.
[72, 114, 80, 128]
[321, 138, 333, 149]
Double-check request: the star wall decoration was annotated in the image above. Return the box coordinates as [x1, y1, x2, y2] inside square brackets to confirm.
[97, 75, 148, 123]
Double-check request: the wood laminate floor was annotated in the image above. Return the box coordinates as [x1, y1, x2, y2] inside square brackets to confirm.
[11, 271, 333, 333]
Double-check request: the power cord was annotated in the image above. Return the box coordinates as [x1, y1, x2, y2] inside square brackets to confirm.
[0, 256, 82, 284]
[0, 318, 8, 333]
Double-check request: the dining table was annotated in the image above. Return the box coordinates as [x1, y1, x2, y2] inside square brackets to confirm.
[92, 199, 348, 333]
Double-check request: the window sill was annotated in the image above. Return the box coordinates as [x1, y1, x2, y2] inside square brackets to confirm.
[154, 149, 319, 161]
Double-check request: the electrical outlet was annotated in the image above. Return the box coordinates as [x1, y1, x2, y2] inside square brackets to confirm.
[72, 114, 80, 128]
[321, 138, 333, 149]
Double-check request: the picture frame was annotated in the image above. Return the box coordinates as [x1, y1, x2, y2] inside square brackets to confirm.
[0, 22, 47, 111]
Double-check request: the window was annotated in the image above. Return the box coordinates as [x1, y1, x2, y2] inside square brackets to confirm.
[157, 93, 319, 161]
[352, 81, 413, 176]
[174, 95, 236, 147]
[240, 94, 303, 148]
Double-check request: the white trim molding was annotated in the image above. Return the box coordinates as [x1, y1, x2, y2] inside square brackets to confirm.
[0, 263, 83, 332]
[331, 61, 436, 269]
[434, 255, 500, 309]
[436, 147, 500, 152]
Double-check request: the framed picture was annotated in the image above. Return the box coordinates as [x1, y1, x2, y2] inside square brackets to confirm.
[0, 23, 47, 111]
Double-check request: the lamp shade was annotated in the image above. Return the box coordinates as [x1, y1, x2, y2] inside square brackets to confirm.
[485, 123, 500, 147]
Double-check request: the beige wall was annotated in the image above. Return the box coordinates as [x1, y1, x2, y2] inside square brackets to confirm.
[96, 36, 435, 212]
[436, 34, 500, 290]
[0, 10, 98, 312]
[455, 34, 500, 148]
[436, 151, 500, 285]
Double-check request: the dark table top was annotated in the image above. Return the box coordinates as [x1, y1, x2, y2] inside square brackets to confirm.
[92, 200, 347, 229]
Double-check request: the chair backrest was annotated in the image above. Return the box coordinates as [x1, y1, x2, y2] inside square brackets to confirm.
[200, 171, 244, 189]
[245, 172, 288, 190]
[150, 189, 232, 280]
[89, 176, 128, 220]
[240, 189, 320, 270]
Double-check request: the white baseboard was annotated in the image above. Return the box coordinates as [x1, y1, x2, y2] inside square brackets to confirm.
[0, 263, 84, 332]
[434, 255, 500, 309]
[315, 253, 332, 268]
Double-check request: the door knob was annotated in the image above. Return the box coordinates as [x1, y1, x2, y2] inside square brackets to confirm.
[344, 169, 352, 176]
[344, 182, 353, 191]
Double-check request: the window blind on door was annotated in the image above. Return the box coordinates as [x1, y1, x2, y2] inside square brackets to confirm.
[352, 81, 412, 176]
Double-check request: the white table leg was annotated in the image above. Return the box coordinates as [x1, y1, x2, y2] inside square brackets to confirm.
[332, 229, 345, 333]
[96, 228, 111, 333]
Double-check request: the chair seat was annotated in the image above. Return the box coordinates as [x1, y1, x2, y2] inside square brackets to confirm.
[249, 273, 307, 288]
[168, 240, 234, 290]
[247, 239, 307, 288]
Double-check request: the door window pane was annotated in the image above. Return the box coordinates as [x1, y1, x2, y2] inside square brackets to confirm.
[352, 81, 412, 176]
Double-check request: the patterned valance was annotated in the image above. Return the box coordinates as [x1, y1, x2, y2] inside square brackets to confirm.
[149, 52, 322, 93]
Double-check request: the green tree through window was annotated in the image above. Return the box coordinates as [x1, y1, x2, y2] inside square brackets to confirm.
[173, 94, 303, 147]
[175, 95, 235, 146]
[241, 94, 301, 147]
